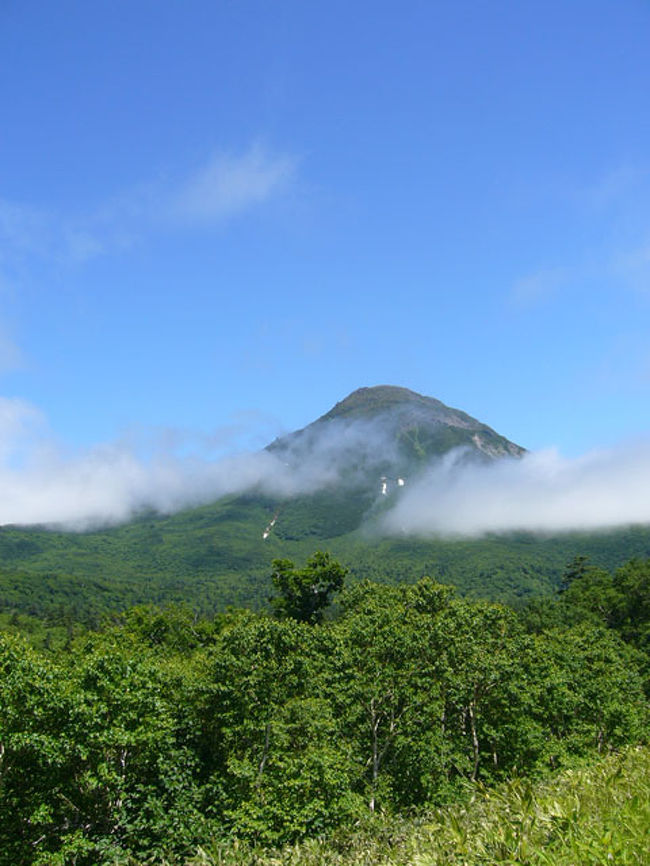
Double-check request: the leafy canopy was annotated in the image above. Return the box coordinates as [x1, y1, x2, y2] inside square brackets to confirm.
[269, 551, 347, 623]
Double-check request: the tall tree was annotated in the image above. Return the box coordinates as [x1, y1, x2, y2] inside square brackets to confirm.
[269, 551, 347, 623]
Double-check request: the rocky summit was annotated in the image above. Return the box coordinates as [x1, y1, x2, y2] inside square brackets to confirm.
[268, 384, 524, 480]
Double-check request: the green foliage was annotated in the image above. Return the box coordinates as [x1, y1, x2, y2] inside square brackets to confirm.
[112, 603, 219, 651]
[186, 746, 650, 865]
[0, 630, 210, 864]
[612, 558, 650, 653]
[197, 615, 360, 844]
[3, 491, 650, 622]
[522, 556, 650, 708]
[269, 552, 347, 623]
[558, 559, 620, 623]
[1, 559, 648, 863]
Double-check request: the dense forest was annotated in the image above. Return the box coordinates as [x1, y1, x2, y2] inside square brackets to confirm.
[1, 553, 648, 864]
[3, 500, 650, 623]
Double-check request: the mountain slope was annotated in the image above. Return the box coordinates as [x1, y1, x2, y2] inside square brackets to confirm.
[269, 385, 524, 470]
[264, 385, 524, 539]
[1, 385, 649, 622]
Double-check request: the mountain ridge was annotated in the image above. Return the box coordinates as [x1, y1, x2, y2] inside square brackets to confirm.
[323, 385, 490, 426]
[267, 384, 525, 474]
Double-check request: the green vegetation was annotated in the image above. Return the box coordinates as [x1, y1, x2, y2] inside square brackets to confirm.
[2, 494, 650, 625]
[2, 389, 646, 862]
[186, 746, 650, 865]
[1, 554, 648, 864]
[270, 551, 347, 622]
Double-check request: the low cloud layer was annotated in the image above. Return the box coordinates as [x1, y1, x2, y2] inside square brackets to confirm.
[2, 395, 650, 536]
[381, 444, 650, 537]
[0, 399, 390, 529]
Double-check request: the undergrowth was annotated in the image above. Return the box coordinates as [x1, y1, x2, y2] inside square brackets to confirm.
[183, 746, 650, 866]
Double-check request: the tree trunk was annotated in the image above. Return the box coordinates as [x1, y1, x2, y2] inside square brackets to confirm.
[256, 722, 271, 787]
[369, 698, 379, 812]
[468, 699, 480, 782]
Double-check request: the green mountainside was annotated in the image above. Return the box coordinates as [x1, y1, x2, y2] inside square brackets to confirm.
[264, 384, 526, 543]
[1, 385, 649, 622]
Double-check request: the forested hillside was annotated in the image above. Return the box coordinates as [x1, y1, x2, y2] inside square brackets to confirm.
[2, 506, 650, 625]
[1, 553, 648, 864]
[4, 385, 650, 625]
[0, 499, 650, 624]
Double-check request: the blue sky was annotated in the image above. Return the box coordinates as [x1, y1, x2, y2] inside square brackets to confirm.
[2, 0, 650, 479]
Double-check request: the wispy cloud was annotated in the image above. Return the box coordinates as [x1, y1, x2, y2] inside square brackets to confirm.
[0, 199, 54, 263]
[0, 399, 388, 529]
[508, 162, 650, 307]
[1, 395, 650, 537]
[0, 143, 297, 274]
[511, 236, 650, 308]
[509, 266, 570, 307]
[576, 163, 650, 211]
[0, 397, 286, 528]
[172, 144, 296, 223]
[612, 238, 650, 294]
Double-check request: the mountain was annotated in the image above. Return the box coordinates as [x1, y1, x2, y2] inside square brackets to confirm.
[1, 385, 650, 623]
[269, 384, 524, 468]
[263, 385, 524, 540]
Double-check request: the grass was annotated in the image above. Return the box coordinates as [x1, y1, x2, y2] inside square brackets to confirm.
[183, 746, 650, 865]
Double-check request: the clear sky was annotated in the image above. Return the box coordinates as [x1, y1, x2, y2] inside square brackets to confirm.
[2, 0, 650, 468]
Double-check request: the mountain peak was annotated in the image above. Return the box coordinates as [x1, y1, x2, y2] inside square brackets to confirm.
[263, 385, 524, 540]
[322, 385, 437, 420]
[319, 385, 501, 435]
[270, 384, 525, 465]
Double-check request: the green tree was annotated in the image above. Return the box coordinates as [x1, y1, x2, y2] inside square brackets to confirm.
[269, 551, 347, 623]
[612, 559, 650, 651]
[200, 615, 358, 843]
[0, 629, 209, 865]
[0, 634, 76, 864]
[559, 555, 592, 592]
[431, 599, 529, 785]
[531, 624, 647, 761]
[327, 579, 455, 812]
[559, 561, 620, 624]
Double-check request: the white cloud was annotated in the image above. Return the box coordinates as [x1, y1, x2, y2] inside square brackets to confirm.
[3, 394, 650, 538]
[0, 199, 57, 269]
[0, 426, 281, 529]
[0, 195, 108, 271]
[508, 162, 650, 307]
[0, 402, 388, 529]
[509, 266, 569, 307]
[577, 164, 650, 211]
[172, 144, 295, 223]
[612, 238, 650, 294]
[0, 143, 297, 273]
[381, 443, 650, 537]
